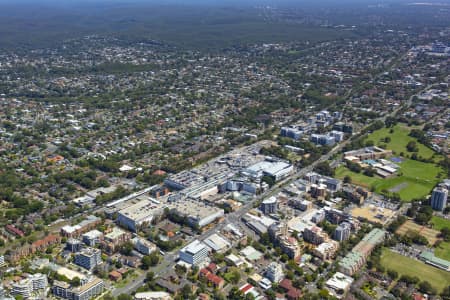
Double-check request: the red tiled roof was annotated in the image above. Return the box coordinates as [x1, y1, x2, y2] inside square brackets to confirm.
[206, 273, 224, 285]
[207, 263, 217, 272]
[153, 169, 166, 176]
[287, 288, 302, 300]
[240, 284, 253, 293]
[279, 278, 293, 291]
[6, 225, 24, 236]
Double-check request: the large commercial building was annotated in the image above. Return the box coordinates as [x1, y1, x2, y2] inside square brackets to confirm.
[163, 170, 205, 190]
[203, 234, 231, 253]
[74, 248, 102, 271]
[242, 160, 293, 181]
[169, 200, 224, 228]
[431, 186, 448, 211]
[117, 199, 163, 232]
[179, 240, 209, 266]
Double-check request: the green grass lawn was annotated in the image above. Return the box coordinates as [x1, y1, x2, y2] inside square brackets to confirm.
[435, 241, 450, 261]
[335, 159, 443, 201]
[337, 124, 446, 201]
[430, 216, 450, 230]
[380, 249, 450, 292]
[364, 125, 437, 160]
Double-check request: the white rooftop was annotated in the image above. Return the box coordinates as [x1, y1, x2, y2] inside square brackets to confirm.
[181, 240, 207, 255]
[326, 272, 354, 292]
[203, 233, 231, 252]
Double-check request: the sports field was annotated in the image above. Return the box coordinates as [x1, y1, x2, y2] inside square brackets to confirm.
[335, 159, 443, 201]
[380, 249, 450, 292]
[430, 216, 450, 231]
[396, 220, 440, 244]
[435, 241, 450, 261]
[364, 125, 437, 160]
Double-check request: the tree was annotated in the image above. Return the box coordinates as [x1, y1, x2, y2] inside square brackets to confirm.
[119, 241, 134, 256]
[117, 294, 133, 300]
[419, 281, 436, 295]
[314, 161, 334, 177]
[145, 271, 155, 282]
[261, 175, 275, 187]
[228, 287, 244, 300]
[343, 175, 352, 184]
[102, 293, 114, 300]
[387, 269, 398, 280]
[406, 141, 418, 152]
[180, 284, 192, 299]
[70, 277, 81, 287]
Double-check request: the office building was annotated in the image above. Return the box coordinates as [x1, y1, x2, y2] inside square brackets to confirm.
[260, 197, 277, 214]
[61, 215, 101, 238]
[330, 131, 344, 142]
[314, 241, 339, 260]
[11, 273, 48, 298]
[431, 186, 448, 211]
[265, 262, 284, 283]
[74, 248, 102, 270]
[333, 122, 353, 134]
[71, 278, 104, 300]
[203, 234, 231, 253]
[52, 278, 104, 300]
[133, 237, 157, 255]
[325, 272, 354, 299]
[11, 280, 32, 298]
[303, 226, 328, 245]
[82, 230, 103, 247]
[52, 281, 72, 299]
[310, 134, 335, 146]
[179, 240, 208, 266]
[102, 227, 132, 253]
[66, 239, 83, 253]
[30, 273, 48, 290]
[168, 200, 224, 228]
[334, 222, 351, 242]
[280, 127, 303, 140]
